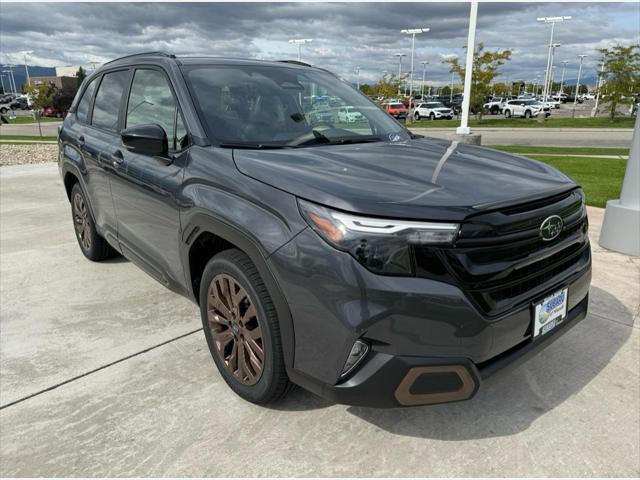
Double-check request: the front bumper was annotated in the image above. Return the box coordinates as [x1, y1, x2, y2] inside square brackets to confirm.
[289, 294, 588, 407]
[268, 227, 591, 407]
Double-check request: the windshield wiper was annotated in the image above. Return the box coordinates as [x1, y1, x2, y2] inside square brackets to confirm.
[290, 130, 385, 148]
[219, 143, 290, 150]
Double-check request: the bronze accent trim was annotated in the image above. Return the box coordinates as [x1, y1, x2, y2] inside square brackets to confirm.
[394, 365, 476, 406]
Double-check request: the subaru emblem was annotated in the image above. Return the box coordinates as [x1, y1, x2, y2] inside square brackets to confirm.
[540, 215, 564, 241]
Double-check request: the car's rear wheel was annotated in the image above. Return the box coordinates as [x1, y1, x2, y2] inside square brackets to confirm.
[505, 109, 512, 118]
[415, 112, 421, 120]
[200, 248, 291, 404]
[491, 106, 499, 115]
[70, 183, 116, 261]
[524, 110, 532, 119]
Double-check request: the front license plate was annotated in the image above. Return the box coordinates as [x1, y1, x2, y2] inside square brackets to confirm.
[533, 288, 568, 338]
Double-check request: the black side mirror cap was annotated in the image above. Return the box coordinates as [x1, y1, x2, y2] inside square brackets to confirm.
[121, 124, 168, 157]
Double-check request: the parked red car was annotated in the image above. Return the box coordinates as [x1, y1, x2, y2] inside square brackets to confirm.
[43, 106, 66, 118]
[383, 102, 407, 119]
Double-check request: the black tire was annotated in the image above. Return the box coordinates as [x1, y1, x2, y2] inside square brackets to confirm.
[524, 110, 531, 119]
[70, 183, 116, 261]
[0, 107, 7, 114]
[429, 112, 435, 120]
[505, 109, 512, 118]
[199, 248, 291, 404]
[414, 112, 420, 120]
[491, 106, 499, 115]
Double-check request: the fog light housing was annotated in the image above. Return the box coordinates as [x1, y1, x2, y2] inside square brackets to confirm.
[340, 340, 369, 378]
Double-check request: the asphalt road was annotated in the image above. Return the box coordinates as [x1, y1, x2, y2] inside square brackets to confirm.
[0, 163, 638, 476]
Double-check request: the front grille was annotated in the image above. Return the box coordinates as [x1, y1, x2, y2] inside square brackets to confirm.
[414, 188, 591, 317]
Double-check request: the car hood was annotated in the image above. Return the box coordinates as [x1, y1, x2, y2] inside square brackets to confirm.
[232, 137, 576, 221]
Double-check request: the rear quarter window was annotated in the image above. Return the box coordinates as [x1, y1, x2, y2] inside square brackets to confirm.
[76, 78, 98, 124]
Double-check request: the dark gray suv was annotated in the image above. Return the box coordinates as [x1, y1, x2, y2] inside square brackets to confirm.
[59, 52, 591, 407]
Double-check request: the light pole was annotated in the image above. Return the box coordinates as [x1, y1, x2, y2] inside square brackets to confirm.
[354, 66, 360, 90]
[2, 66, 16, 94]
[420, 61, 428, 98]
[22, 50, 33, 86]
[537, 16, 571, 121]
[0, 74, 6, 94]
[401, 27, 429, 122]
[288, 38, 313, 62]
[450, 70, 455, 103]
[572, 54, 587, 117]
[456, 0, 478, 136]
[558, 60, 569, 99]
[394, 53, 406, 96]
[592, 62, 606, 117]
[546, 45, 560, 99]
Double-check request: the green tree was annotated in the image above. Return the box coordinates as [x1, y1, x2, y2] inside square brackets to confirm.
[444, 43, 511, 119]
[598, 44, 640, 119]
[373, 73, 409, 100]
[24, 82, 56, 137]
[76, 66, 86, 88]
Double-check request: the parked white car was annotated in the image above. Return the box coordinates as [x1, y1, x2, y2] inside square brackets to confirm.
[412, 101, 453, 120]
[538, 97, 561, 109]
[483, 97, 505, 115]
[337, 106, 365, 123]
[503, 99, 549, 119]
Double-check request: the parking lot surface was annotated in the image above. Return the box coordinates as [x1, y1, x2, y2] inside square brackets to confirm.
[1, 163, 638, 477]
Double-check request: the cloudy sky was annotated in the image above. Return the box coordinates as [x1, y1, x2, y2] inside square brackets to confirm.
[1, 2, 639, 85]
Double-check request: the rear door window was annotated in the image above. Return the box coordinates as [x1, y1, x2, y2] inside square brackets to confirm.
[91, 70, 130, 132]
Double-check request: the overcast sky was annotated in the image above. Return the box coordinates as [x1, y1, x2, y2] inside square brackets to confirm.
[1, 2, 638, 85]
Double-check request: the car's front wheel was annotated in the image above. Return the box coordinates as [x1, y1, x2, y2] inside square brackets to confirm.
[70, 183, 116, 261]
[414, 112, 421, 120]
[505, 109, 512, 118]
[524, 110, 532, 119]
[429, 112, 435, 120]
[199, 249, 291, 404]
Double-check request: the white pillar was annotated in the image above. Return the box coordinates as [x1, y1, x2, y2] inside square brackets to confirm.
[456, 0, 478, 135]
[599, 114, 640, 255]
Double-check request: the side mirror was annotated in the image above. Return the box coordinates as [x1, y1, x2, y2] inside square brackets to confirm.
[121, 124, 168, 157]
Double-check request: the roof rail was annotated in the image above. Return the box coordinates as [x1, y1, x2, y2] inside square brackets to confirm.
[277, 60, 313, 67]
[102, 51, 176, 66]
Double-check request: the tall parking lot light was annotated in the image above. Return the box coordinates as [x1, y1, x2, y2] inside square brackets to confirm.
[354, 66, 360, 90]
[456, 0, 478, 136]
[537, 16, 571, 121]
[547, 45, 560, 97]
[420, 61, 428, 98]
[592, 62, 605, 117]
[401, 27, 429, 122]
[394, 53, 406, 96]
[558, 60, 569, 98]
[2, 66, 16, 94]
[0, 74, 6, 94]
[572, 54, 587, 117]
[288, 38, 313, 62]
[449, 70, 455, 103]
[21, 51, 33, 86]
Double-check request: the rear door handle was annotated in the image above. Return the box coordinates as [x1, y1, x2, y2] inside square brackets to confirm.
[77, 135, 85, 147]
[112, 149, 124, 167]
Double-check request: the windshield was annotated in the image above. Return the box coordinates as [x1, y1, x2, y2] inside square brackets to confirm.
[184, 64, 409, 147]
[426, 102, 445, 108]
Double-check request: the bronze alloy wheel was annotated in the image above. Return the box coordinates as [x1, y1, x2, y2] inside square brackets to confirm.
[206, 273, 264, 385]
[72, 192, 92, 251]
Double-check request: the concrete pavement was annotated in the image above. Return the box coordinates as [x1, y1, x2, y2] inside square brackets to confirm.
[0, 163, 638, 476]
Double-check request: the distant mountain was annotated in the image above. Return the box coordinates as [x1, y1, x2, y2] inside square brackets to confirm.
[560, 75, 599, 87]
[1, 65, 56, 92]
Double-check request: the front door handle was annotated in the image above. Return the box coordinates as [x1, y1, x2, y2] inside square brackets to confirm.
[112, 149, 124, 167]
[77, 135, 85, 147]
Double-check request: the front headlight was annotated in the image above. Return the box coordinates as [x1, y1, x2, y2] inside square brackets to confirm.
[298, 199, 459, 275]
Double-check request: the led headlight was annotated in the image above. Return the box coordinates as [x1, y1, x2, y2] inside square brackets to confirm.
[298, 199, 459, 275]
